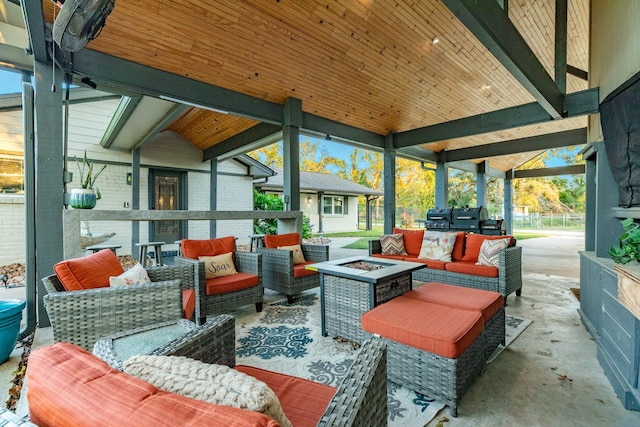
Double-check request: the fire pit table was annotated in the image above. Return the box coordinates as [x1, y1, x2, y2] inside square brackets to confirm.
[306, 256, 425, 342]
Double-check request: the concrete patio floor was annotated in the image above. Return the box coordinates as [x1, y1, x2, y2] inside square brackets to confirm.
[1, 231, 639, 426]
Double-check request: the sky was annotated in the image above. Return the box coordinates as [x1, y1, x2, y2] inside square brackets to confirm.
[0, 69, 22, 94]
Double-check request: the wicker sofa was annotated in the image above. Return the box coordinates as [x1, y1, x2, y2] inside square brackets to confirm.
[42, 249, 198, 351]
[369, 228, 523, 302]
[26, 314, 388, 427]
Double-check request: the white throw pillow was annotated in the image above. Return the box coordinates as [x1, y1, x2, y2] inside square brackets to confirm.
[417, 231, 458, 261]
[277, 244, 306, 264]
[123, 355, 292, 427]
[198, 252, 238, 279]
[109, 263, 151, 287]
[476, 238, 510, 267]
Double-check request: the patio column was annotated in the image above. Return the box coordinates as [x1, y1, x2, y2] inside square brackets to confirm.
[282, 98, 301, 213]
[477, 161, 487, 207]
[584, 151, 596, 251]
[504, 169, 514, 235]
[33, 60, 64, 327]
[210, 158, 217, 237]
[317, 191, 324, 233]
[435, 161, 449, 209]
[383, 133, 396, 233]
[131, 148, 140, 251]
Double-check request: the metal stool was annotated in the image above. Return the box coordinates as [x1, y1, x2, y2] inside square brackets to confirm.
[86, 244, 122, 255]
[248, 234, 265, 252]
[136, 241, 164, 266]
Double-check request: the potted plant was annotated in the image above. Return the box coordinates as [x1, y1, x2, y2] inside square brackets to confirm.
[68, 151, 107, 209]
[609, 218, 640, 264]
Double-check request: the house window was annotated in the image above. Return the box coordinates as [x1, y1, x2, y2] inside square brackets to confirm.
[0, 154, 24, 194]
[323, 196, 343, 215]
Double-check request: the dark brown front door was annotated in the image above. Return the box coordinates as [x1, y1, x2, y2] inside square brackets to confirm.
[149, 169, 185, 243]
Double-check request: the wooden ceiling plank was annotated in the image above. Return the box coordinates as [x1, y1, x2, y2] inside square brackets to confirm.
[203, 122, 282, 161]
[442, 0, 564, 118]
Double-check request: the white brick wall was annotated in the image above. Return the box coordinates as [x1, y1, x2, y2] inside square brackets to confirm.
[0, 196, 25, 265]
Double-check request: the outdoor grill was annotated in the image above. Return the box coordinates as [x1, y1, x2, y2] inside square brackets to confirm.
[425, 208, 452, 230]
[480, 219, 507, 235]
[449, 206, 489, 232]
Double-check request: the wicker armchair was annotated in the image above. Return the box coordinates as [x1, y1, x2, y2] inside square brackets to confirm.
[175, 236, 263, 324]
[203, 315, 388, 426]
[257, 232, 329, 303]
[42, 263, 197, 351]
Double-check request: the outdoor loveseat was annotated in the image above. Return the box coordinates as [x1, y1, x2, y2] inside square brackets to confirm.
[26, 315, 388, 427]
[369, 228, 523, 302]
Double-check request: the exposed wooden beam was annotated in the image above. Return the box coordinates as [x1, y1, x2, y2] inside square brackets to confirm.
[0, 87, 120, 112]
[555, 0, 568, 93]
[443, 0, 564, 118]
[132, 104, 189, 150]
[203, 123, 282, 161]
[567, 65, 588, 81]
[20, 1, 48, 62]
[302, 113, 385, 149]
[397, 146, 439, 162]
[447, 161, 506, 178]
[444, 128, 587, 162]
[100, 96, 143, 148]
[71, 49, 284, 126]
[395, 88, 598, 148]
[514, 164, 585, 178]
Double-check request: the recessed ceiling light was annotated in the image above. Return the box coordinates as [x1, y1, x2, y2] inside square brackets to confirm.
[432, 36, 440, 45]
[483, 84, 491, 90]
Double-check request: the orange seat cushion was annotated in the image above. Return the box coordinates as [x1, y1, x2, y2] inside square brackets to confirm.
[205, 272, 259, 295]
[370, 253, 406, 261]
[445, 261, 499, 278]
[182, 289, 196, 320]
[361, 296, 483, 358]
[392, 228, 424, 257]
[181, 237, 236, 259]
[461, 234, 514, 263]
[404, 257, 447, 270]
[405, 282, 503, 321]
[293, 263, 318, 278]
[28, 343, 278, 427]
[263, 233, 300, 249]
[53, 249, 124, 291]
[236, 365, 336, 427]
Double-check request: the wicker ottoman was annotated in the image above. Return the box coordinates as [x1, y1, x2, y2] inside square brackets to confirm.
[362, 295, 486, 417]
[93, 317, 234, 370]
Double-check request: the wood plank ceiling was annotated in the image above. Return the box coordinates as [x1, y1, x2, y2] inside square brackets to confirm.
[42, 0, 590, 172]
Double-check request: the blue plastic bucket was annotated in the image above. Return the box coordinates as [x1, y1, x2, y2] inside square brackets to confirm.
[0, 299, 25, 364]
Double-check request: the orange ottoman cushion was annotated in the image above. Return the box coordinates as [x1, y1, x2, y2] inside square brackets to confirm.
[361, 295, 483, 358]
[405, 282, 503, 321]
[28, 343, 278, 427]
[53, 249, 124, 291]
[236, 365, 336, 427]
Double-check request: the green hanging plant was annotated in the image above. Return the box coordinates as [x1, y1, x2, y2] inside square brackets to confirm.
[74, 151, 107, 199]
[609, 218, 640, 264]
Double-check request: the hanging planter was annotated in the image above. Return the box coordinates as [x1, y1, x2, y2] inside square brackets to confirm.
[69, 188, 97, 209]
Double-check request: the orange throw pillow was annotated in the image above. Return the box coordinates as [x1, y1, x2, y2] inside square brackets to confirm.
[53, 249, 124, 291]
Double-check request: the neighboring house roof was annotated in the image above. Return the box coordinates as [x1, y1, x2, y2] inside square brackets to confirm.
[234, 155, 274, 179]
[255, 168, 383, 197]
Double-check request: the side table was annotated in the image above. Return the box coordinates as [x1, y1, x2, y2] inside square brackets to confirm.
[93, 317, 234, 370]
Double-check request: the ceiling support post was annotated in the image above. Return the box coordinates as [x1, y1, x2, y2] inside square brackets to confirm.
[283, 98, 302, 217]
[435, 160, 449, 209]
[504, 170, 514, 235]
[383, 134, 396, 234]
[477, 161, 487, 208]
[210, 158, 218, 238]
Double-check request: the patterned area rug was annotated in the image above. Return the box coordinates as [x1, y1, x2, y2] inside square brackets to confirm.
[230, 291, 531, 426]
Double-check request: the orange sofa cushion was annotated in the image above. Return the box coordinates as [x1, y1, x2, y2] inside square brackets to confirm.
[53, 249, 124, 291]
[236, 365, 336, 427]
[181, 237, 236, 260]
[405, 282, 503, 321]
[263, 233, 300, 249]
[462, 234, 514, 263]
[445, 261, 499, 278]
[28, 343, 278, 427]
[392, 228, 424, 257]
[451, 231, 466, 261]
[361, 295, 483, 358]
[182, 289, 196, 320]
[370, 253, 406, 261]
[404, 257, 447, 270]
[205, 272, 259, 295]
[293, 263, 318, 278]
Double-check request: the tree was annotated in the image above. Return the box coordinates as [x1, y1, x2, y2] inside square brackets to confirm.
[448, 170, 476, 208]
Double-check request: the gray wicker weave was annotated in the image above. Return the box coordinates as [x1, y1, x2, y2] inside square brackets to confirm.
[483, 307, 506, 360]
[365, 327, 485, 417]
[257, 243, 329, 303]
[93, 315, 235, 370]
[369, 239, 523, 302]
[42, 264, 197, 351]
[174, 251, 264, 324]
